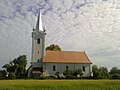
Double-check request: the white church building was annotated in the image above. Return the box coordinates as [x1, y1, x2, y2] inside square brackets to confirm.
[27, 11, 92, 78]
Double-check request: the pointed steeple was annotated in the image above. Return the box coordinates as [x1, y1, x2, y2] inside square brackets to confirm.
[35, 10, 43, 31]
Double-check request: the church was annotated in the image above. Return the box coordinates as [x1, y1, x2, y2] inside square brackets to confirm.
[27, 11, 92, 78]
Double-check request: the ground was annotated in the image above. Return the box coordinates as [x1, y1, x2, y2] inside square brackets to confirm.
[0, 80, 120, 90]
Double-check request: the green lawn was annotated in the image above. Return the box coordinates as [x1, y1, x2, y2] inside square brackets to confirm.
[0, 80, 120, 90]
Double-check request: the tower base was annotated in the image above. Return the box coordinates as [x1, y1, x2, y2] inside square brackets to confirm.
[27, 62, 43, 78]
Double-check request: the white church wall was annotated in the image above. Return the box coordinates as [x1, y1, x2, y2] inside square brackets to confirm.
[31, 62, 43, 67]
[43, 63, 61, 75]
[44, 63, 91, 76]
[75, 64, 91, 76]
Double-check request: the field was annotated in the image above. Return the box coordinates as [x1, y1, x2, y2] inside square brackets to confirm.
[0, 80, 120, 90]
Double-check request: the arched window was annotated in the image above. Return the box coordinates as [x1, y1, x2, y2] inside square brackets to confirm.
[37, 38, 40, 44]
[83, 66, 85, 72]
[66, 66, 69, 70]
[53, 65, 56, 71]
[37, 59, 40, 62]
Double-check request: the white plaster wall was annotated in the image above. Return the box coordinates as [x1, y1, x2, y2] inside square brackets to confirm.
[75, 64, 91, 76]
[32, 31, 45, 62]
[31, 62, 43, 67]
[43, 63, 91, 76]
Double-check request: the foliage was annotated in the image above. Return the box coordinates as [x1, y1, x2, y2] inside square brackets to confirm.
[109, 67, 120, 75]
[92, 65, 100, 79]
[2, 55, 27, 79]
[111, 74, 120, 79]
[55, 72, 60, 78]
[0, 70, 7, 79]
[72, 69, 83, 77]
[63, 69, 73, 78]
[92, 65, 109, 79]
[63, 69, 83, 78]
[8, 72, 16, 79]
[13, 55, 27, 67]
[99, 67, 109, 79]
[1, 80, 120, 90]
[109, 67, 120, 79]
[46, 44, 61, 51]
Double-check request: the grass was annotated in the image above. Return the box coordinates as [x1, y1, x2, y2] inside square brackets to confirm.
[0, 80, 120, 90]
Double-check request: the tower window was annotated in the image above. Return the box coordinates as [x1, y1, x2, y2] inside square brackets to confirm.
[53, 65, 56, 71]
[37, 59, 40, 62]
[83, 66, 85, 72]
[37, 38, 40, 44]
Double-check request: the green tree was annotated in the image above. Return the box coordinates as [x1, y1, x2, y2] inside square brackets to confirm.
[13, 55, 27, 78]
[46, 44, 61, 51]
[73, 69, 83, 77]
[2, 55, 27, 79]
[99, 67, 109, 79]
[109, 67, 119, 75]
[109, 67, 120, 79]
[0, 70, 7, 79]
[92, 65, 100, 79]
[92, 65, 109, 79]
[2, 62, 17, 79]
[3, 70, 7, 78]
[63, 69, 73, 78]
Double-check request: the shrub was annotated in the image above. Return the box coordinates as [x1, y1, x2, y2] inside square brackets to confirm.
[63, 69, 73, 78]
[72, 69, 83, 77]
[111, 74, 120, 79]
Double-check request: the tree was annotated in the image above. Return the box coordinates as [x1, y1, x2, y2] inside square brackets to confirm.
[2, 55, 27, 79]
[109, 67, 119, 75]
[92, 65, 100, 79]
[13, 55, 27, 78]
[2, 62, 18, 79]
[109, 67, 120, 79]
[13, 55, 27, 67]
[63, 69, 73, 78]
[72, 69, 83, 77]
[46, 44, 61, 51]
[12, 55, 27, 78]
[99, 67, 109, 79]
[92, 65, 109, 79]
[0, 70, 7, 79]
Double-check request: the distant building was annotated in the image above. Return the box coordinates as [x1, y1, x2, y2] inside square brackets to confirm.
[27, 11, 92, 78]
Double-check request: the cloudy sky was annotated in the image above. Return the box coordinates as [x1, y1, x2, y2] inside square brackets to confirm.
[0, 0, 120, 70]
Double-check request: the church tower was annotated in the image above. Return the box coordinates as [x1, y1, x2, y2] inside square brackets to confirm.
[28, 11, 46, 77]
[31, 11, 46, 62]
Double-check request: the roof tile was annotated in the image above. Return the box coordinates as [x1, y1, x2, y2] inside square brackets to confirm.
[43, 51, 92, 64]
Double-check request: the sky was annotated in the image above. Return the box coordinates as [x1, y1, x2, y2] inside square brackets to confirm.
[0, 0, 120, 70]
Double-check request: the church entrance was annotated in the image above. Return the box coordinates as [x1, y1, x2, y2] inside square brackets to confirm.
[32, 67, 43, 77]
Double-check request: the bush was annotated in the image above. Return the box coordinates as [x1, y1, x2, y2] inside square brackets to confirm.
[111, 74, 120, 79]
[72, 69, 83, 77]
[8, 72, 16, 79]
[63, 69, 83, 79]
[63, 69, 73, 78]
[55, 72, 60, 79]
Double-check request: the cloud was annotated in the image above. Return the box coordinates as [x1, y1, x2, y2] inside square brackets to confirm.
[0, 0, 120, 70]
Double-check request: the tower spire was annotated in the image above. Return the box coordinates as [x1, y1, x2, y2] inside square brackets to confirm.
[35, 10, 43, 31]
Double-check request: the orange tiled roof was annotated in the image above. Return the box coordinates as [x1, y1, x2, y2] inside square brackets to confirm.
[43, 51, 92, 64]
